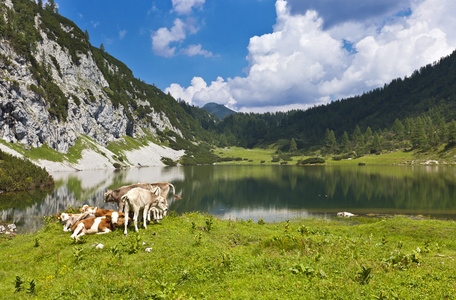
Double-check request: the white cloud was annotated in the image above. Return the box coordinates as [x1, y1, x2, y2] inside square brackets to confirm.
[151, 18, 215, 58]
[167, 0, 456, 112]
[165, 77, 236, 108]
[119, 30, 127, 40]
[91, 21, 100, 29]
[180, 44, 215, 57]
[151, 18, 187, 57]
[172, 0, 205, 15]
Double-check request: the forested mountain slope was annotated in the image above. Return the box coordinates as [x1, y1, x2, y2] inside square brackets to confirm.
[213, 49, 456, 149]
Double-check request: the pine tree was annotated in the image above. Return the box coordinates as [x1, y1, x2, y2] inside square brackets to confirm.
[411, 117, 427, 149]
[372, 132, 381, 153]
[448, 120, 456, 144]
[324, 129, 337, 153]
[289, 138, 297, 153]
[84, 29, 90, 42]
[352, 125, 364, 149]
[340, 131, 349, 151]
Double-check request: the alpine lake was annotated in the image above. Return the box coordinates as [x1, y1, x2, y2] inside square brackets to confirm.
[3, 164, 456, 234]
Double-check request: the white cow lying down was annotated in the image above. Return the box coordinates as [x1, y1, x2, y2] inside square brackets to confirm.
[121, 187, 168, 235]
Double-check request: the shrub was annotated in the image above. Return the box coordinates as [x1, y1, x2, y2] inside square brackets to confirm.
[0, 150, 54, 192]
[161, 157, 177, 166]
[300, 157, 325, 165]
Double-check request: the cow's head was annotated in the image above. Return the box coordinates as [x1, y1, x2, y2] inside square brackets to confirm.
[149, 185, 161, 196]
[104, 190, 113, 202]
[111, 213, 129, 227]
[155, 196, 168, 212]
[60, 213, 70, 222]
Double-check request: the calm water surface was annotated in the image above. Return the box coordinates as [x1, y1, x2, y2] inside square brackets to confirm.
[2, 165, 456, 233]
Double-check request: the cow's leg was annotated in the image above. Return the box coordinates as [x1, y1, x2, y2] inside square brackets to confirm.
[71, 223, 84, 239]
[96, 228, 111, 234]
[118, 201, 124, 213]
[133, 210, 139, 232]
[152, 207, 158, 222]
[143, 205, 150, 229]
[124, 204, 129, 236]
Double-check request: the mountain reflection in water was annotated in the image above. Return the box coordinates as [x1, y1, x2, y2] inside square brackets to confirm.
[2, 165, 456, 233]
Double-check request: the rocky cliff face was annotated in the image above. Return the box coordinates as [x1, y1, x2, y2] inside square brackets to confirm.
[0, 2, 182, 154]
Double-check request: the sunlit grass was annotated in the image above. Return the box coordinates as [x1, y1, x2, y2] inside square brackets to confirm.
[1, 214, 455, 299]
[216, 146, 432, 166]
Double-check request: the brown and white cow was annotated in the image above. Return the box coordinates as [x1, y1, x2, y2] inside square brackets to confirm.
[104, 182, 181, 212]
[121, 187, 168, 235]
[70, 213, 128, 240]
[60, 212, 94, 232]
[80, 205, 124, 224]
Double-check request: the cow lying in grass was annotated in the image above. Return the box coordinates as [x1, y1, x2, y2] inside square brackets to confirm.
[70, 212, 128, 241]
[60, 212, 94, 232]
[80, 205, 124, 224]
[121, 187, 168, 235]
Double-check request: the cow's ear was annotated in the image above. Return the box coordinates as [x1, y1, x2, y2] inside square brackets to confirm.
[106, 215, 111, 221]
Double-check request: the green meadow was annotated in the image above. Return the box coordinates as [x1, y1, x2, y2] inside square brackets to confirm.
[216, 146, 422, 166]
[1, 213, 455, 299]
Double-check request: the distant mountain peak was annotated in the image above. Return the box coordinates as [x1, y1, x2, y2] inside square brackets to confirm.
[202, 102, 236, 120]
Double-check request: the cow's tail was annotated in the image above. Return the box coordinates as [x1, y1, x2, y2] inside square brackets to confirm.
[121, 194, 129, 204]
[170, 184, 182, 200]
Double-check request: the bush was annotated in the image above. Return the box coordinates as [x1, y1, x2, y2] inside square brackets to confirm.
[300, 157, 325, 165]
[161, 157, 177, 166]
[332, 154, 353, 161]
[0, 150, 54, 192]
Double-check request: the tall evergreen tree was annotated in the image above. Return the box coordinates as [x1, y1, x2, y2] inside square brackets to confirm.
[340, 131, 350, 151]
[448, 120, 456, 144]
[324, 129, 337, 152]
[289, 138, 297, 153]
[411, 117, 427, 149]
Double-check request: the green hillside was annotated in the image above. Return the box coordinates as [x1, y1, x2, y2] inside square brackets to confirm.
[210, 50, 456, 156]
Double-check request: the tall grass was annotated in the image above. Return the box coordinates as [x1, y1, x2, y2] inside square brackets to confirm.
[1, 213, 455, 299]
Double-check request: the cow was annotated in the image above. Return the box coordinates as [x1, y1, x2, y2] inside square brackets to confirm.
[104, 182, 181, 213]
[337, 212, 356, 218]
[148, 206, 165, 222]
[80, 205, 124, 224]
[121, 187, 168, 235]
[60, 212, 94, 232]
[70, 214, 127, 241]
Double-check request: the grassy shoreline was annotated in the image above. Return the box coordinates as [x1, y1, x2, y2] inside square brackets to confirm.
[1, 213, 455, 299]
[215, 146, 456, 166]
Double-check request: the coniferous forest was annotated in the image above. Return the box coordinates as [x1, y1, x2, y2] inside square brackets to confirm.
[190, 49, 456, 158]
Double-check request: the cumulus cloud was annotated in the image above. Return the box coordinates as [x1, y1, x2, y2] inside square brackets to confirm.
[166, 0, 456, 112]
[286, 0, 411, 28]
[165, 77, 236, 108]
[172, 0, 205, 15]
[151, 1, 213, 57]
[151, 19, 187, 57]
[180, 44, 215, 57]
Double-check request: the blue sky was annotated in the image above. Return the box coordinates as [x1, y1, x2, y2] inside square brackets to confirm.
[56, 0, 456, 113]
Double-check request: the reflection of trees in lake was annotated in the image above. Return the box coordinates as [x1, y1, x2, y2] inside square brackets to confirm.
[173, 165, 456, 213]
[3, 165, 456, 233]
